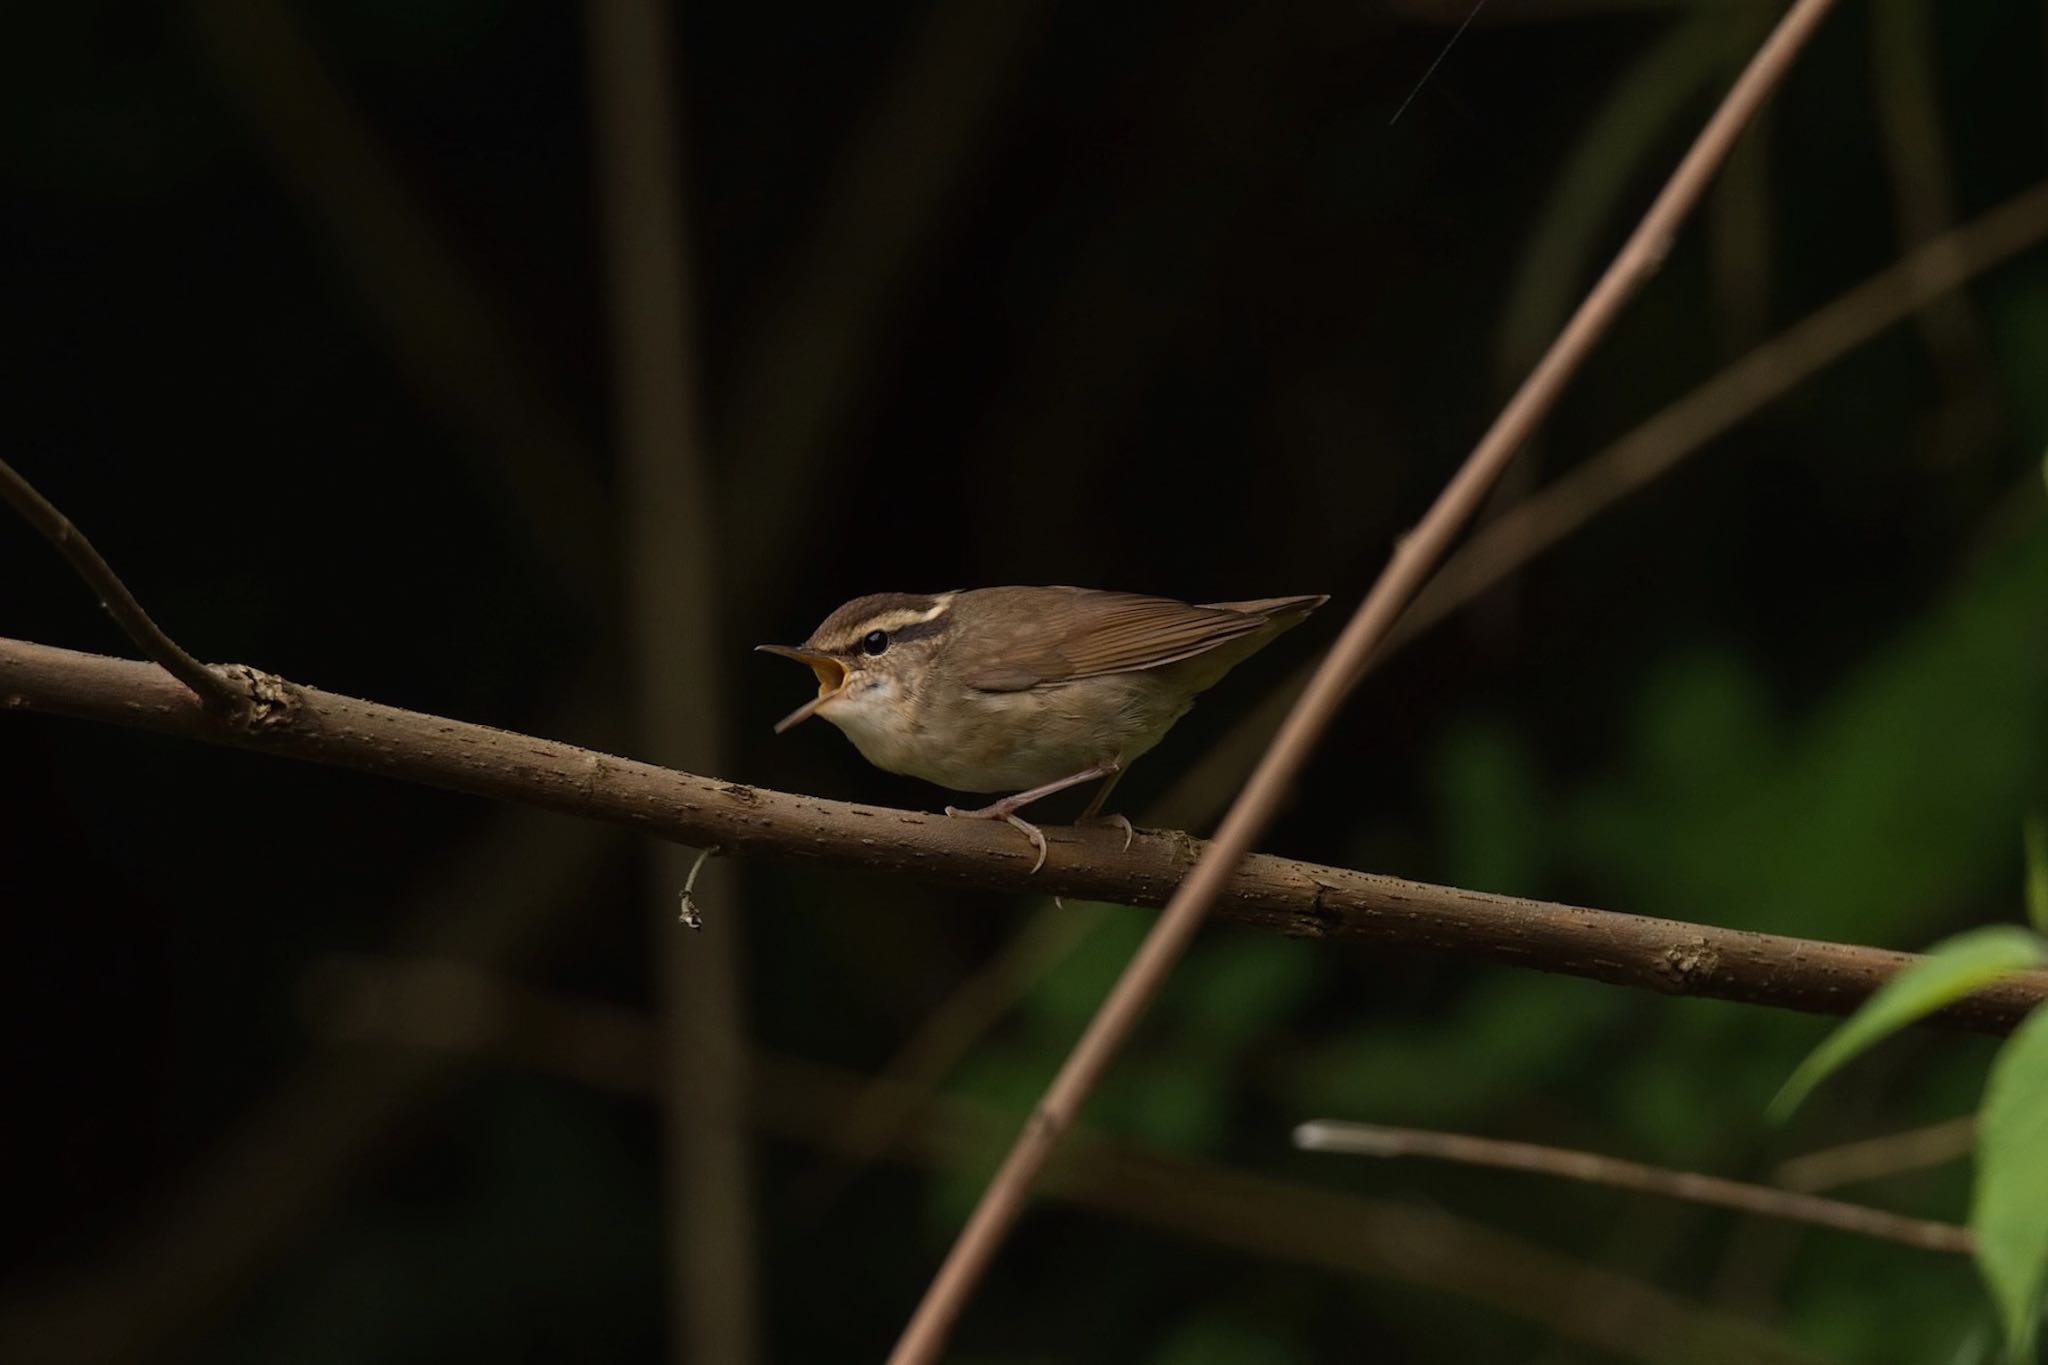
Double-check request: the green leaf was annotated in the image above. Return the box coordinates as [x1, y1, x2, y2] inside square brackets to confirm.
[1973, 1004, 2048, 1360]
[2026, 814, 2048, 935]
[1770, 926, 2047, 1123]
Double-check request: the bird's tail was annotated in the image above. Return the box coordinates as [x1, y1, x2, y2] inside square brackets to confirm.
[1199, 593, 1329, 624]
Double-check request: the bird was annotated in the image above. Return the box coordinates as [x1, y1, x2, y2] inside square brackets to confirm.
[758, 586, 1327, 871]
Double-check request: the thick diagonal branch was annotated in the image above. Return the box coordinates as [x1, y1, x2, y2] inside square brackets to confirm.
[5, 635, 2043, 1036]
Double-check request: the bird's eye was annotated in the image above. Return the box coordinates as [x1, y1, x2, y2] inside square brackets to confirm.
[862, 630, 889, 656]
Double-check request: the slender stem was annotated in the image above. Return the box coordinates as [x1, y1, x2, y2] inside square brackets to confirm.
[1295, 1120, 1973, 1257]
[0, 458, 242, 712]
[884, 3, 1843, 1359]
[1774, 1115, 1979, 1193]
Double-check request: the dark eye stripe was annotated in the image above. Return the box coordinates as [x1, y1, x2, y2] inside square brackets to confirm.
[885, 617, 947, 647]
[818, 613, 949, 655]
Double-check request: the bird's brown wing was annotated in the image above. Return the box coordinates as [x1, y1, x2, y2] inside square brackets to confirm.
[960, 589, 1280, 692]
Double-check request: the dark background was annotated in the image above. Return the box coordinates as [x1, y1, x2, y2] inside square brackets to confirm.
[4, 1, 2047, 1361]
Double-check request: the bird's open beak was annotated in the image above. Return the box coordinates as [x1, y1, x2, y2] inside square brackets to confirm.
[756, 644, 849, 733]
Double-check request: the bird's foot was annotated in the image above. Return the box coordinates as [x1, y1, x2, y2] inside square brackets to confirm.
[1078, 811, 1135, 853]
[945, 802, 1050, 874]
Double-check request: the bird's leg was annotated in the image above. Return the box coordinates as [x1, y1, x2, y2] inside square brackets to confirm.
[1075, 767, 1133, 852]
[945, 762, 1118, 874]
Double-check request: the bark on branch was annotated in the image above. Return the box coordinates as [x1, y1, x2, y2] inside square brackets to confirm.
[6, 634, 2044, 1035]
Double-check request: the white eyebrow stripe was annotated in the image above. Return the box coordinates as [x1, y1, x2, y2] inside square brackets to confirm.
[865, 603, 949, 634]
[816, 593, 958, 652]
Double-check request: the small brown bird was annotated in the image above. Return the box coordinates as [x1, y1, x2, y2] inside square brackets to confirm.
[758, 586, 1327, 870]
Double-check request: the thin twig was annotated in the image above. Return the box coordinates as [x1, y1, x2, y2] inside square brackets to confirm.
[885, 3, 1842, 1359]
[1295, 1120, 1972, 1256]
[0, 458, 242, 713]
[1774, 1115, 1979, 1194]
[8, 636, 2047, 1035]
[1388, 0, 1488, 127]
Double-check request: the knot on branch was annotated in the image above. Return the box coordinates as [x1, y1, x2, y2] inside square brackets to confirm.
[1657, 938, 1721, 990]
[1288, 879, 1342, 939]
[207, 663, 297, 732]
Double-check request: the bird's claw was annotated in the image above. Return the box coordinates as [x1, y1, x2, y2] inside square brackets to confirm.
[1080, 811, 1135, 852]
[1005, 814, 1049, 873]
[945, 803, 1049, 874]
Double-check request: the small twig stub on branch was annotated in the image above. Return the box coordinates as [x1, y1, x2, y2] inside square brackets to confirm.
[677, 845, 720, 930]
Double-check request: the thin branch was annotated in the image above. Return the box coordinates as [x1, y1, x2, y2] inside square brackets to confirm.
[0, 458, 245, 714]
[886, 3, 1843, 1358]
[312, 959, 1827, 1365]
[1387, 0, 1488, 127]
[584, 1, 758, 1359]
[1294, 1120, 1972, 1257]
[1399, 174, 2048, 644]
[7, 635, 2045, 1039]
[1389, 0, 1683, 21]
[1774, 1115, 1978, 1194]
